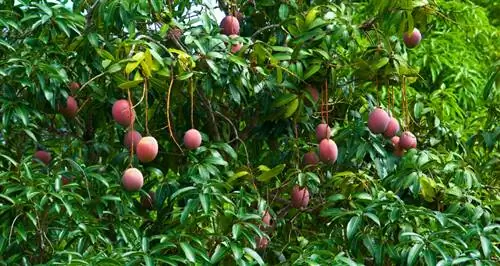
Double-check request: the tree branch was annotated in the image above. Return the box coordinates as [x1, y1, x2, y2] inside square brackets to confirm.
[216, 0, 229, 15]
[85, 0, 100, 31]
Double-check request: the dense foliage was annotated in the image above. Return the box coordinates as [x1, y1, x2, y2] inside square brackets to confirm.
[0, 0, 498, 265]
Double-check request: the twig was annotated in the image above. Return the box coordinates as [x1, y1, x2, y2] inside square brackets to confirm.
[132, 79, 147, 109]
[9, 213, 22, 245]
[251, 24, 281, 40]
[77, 72, 107, 96]
[75, 96, 91, 115]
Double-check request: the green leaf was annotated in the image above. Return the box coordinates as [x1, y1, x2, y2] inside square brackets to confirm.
[118, 79, 143, 90]
[180, 199, 198, 224]
[171, 186, 196, 199]
[177, 72, 193, 81]
[272, 94, 298, 108]
[407, 243, 423, 266]
[230, 243, 243, 260]
[304, 64, 321, 80]
[228, 55, 247, 67]
[54, 18, 70, 37]
[142, 237, 149, 252]
[420, 176, 436, 202]
[480, 235, 491, 257]
[373, 57, 389, 69]
[452, 257, 472, 264]
[14, 107, 28, 126]
[243, 248, 265, 265]
[273, 53, 292, 61]
[101, 195, 121, 202]
[143, 255, 154, 266]
[107, 63, 122, 73]
[483, 70, 498, 100]
[282, 98, 299, 118]
[422, 249, 436, 266]
[180, 242, 196, 263]
[204, 156, 228, 166]
[0, 154, 18, 167]
[271, 46, 293, 53]
[0, 194, 15, 204]
[126, 62, 141, 75]
[227, 171, 250, 184]
[279, 4, 289, 21]
[364, 212, 380, 226]
[346, 216, 362, 240]
[353, 192, 372, 201]
[87, 33, 99, 47]
[232, 224, 241, 240]
[210, 245, 227, 264]
[256, 164, 286, 182]
[305, 8, 318, 28]
[414, 102, 424, 119]
[199, 193, 210, 215]
[328, 194, 346, 202]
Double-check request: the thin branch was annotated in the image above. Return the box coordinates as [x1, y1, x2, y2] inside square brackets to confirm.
[76, 96, 91, 114]
[251, 24, 281, 40]
[9, 213, 22, 245]
[76, 71, 107, 96]
[132, 79, 147, 109]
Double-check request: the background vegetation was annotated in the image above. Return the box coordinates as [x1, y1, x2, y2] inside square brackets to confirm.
[0, 0, 498, 265]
